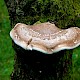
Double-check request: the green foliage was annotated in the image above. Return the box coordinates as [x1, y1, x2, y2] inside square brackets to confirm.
[0, 0, 14, 80]
[72, 47, 80, 80]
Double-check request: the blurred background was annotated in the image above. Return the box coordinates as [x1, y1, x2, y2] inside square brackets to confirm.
[0, 0, 80, 80]
[0, 0, 14, 80]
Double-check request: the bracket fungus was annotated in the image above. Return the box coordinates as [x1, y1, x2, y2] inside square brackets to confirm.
[10, 22, 80, 54]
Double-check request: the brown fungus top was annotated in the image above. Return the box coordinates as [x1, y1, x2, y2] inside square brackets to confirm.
[10, 22, 80, 54]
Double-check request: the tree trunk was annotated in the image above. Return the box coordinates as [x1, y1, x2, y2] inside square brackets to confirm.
[4, 0, 72, 79]
[11, 42, 72, 80]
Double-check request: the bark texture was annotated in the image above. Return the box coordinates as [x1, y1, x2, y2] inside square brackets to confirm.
[10, 42, 72, 80]
[5, 0, 72, 79]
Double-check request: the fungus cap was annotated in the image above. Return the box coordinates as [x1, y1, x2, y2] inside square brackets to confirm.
[10, 22, 80, 54]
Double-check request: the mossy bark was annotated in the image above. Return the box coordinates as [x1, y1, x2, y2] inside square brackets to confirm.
[4, 0, 73, 79]
[11, 42, 72, 80]
[5, 0, 80, 28]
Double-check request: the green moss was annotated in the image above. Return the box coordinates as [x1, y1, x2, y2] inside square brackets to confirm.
[13, 0, 80, 28]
